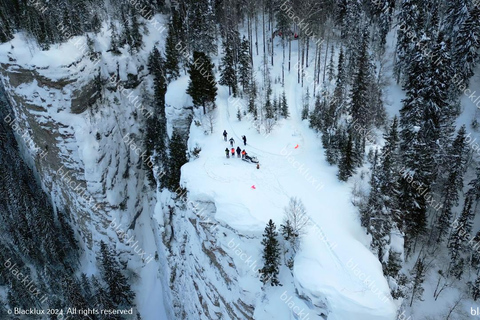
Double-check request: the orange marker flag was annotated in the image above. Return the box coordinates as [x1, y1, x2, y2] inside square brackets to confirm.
[251, 185, 256, 189]
[294, 144, 299, 149]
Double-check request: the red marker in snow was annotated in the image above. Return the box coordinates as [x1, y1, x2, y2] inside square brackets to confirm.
[251, 185, 256, 189]
[294, 144, 299, 149]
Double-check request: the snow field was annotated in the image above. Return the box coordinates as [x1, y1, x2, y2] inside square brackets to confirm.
[176, 31, 397, 318]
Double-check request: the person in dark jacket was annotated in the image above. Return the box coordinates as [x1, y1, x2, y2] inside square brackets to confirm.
[225, 148, 229, 158]
[231, 148, 235, 157]
[242, 135, 247, 145]
[236, 146, 241, 157]
[229, 137, 235, 146]
[223, 130, 228, 141]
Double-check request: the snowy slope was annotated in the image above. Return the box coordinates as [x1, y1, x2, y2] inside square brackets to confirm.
[167, 32, 398, 319]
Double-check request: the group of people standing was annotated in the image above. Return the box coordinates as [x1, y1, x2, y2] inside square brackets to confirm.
[223, 130, 248, 159]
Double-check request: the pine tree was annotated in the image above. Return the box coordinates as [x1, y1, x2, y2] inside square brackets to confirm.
[394, 0, 419, 83]
[165, 20, 180, 82]
[444, 0, 470, 46]
[436, 126, 467, 242]
[473, 275, 480, 301]
[259, 219, 281, 286]
[99, 241, 135, 309]
[219, 39, 238, 96]
[280, 91, 289, 118]
[409, 259, 426, 307]
[334, 47, 347, 102]
[453, 5, 480, 84]
[0, 9, 13, 43]
[467, 165, 480, 201]
[448, 196, 474, 263]
[187, 51, 217, 114]
[398, 41, 438, 252]
[80, 273, 93, 301]
[109, 21, 121, 54]
[166, 129, 188, 191]
[385, 249, 402, 279]
[61, 275, 88, 311]
[91, 275, 115, 312]
[129, 9, 143, 52]
[146, 47, 168, 186]
[349, 30, 373, 129]
[361, 150, 383, 242]
[327, 46, 335, 82]
[187, 0, 217, 55]
[265, 84, 274, 119]
[119, 9, 131, 48]
[338, 132, 355, 181]
[275, 1, 290, 41]
[238, 36, 251, 92]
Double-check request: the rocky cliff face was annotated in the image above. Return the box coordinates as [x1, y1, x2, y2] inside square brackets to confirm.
[0, 38, 260, 319]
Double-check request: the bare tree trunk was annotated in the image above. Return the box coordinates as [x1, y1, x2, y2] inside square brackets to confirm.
[301, 38, 305, 87]
[262, 4, 266, 56]
[313, 44, 318, 94]
[306, 36, 309, 68]
[316, 42, 322, 87]
[288, 36, 291, 72]
[297, 32, 301, 84]
[282, 39, 285, 86]
[255, 11, 259, 56]
[270, 8, 274, 66]
[445, 296, 463, 320]
[323, 35, 329, 83]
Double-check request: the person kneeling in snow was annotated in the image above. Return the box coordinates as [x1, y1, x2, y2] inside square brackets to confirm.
[229, 137, 235, 146]
[241, 149, 246, 159]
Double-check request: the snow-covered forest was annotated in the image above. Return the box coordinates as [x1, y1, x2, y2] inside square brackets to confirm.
[0, 0, 480, 319]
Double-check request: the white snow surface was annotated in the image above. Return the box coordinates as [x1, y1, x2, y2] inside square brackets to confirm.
[174, 35, 398, 319]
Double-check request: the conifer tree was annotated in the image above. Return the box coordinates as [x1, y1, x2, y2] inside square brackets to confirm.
[129, 10, 143, 52]
[165, 20, 180, 82]
[99, 241, 135, 309]
[349, 30, 372, 129]
[187, 0, 217, 55]
[409, 259, 426, 307]
[109, 21, 121, 54]
[334, 47, 347, 102]
[473, 275, 480, 301]
[280, 91, 289, 118]
[146, 47, 168, 186]
[187, 51, 217, 114]
[453, 5, 480, 84]
[448, 196, 473, 263]
[361, 150, 383, 241]
[259, 219, 281, 286]
[394, 0, 418, 83]
[467, 165, 480, 201]
[219, 39, 238, 96]
[238, 36, 251, 92]
[436, 126, 467, 242]
[91, 275, 115, 312]
[327, 46, 335, 82]
[385, 249, 402, 279]
[166, 129, 188, 191]
[62, 275, 88, 311]
[338, 132, 355, 181]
